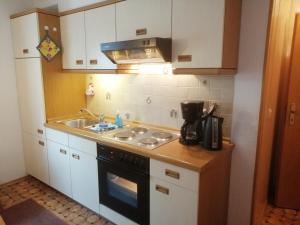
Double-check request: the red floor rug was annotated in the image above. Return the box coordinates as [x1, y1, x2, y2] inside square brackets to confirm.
[1, 199, 68, 225]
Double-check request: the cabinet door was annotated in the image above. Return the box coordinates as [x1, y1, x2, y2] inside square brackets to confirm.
[47, 140, 72, 197]
[15, 58, 46, 136]
[70, 148, 99, 213]
[85, 5, 117, 70]
[23, 132, 35, 177]
[150, 177, 198, 225]
[172, 0, 225, 68]
[11, 13, 40, 58]
[116, 0, 172, 41]
[33, 137, 49, 185]
[60, 12, 86, 69]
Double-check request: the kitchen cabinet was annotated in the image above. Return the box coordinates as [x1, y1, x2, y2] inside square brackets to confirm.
[150, 177, 198, 225]
[23, 133, 49, 184]
[11, 13, 40, 58]
[85, 5, 117, 70]
[47, 140, 72, 197]
[172, 0, 241, 74]
[116, 0, 172, 41]
[70, 148, 99, 212]
[46, 129, 99, 213]
[15, 58, 46, 136]
[60, 12, 86, 69]
[150, 159, 199, 225]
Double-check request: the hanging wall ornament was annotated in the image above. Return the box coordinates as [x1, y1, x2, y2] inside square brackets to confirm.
[37, 27, 61, 62]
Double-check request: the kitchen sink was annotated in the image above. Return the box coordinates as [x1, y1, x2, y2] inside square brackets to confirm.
[60, 118, 98, 128]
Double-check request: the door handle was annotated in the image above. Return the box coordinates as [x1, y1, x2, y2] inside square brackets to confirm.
[155, 185, 169, 195]
[289, 103, 299, 125]
[38, 141, 45, 146]
[60, 149, 67, 155]
[72, 153, 80, 160]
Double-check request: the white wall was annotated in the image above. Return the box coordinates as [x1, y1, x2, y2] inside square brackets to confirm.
[228, 0, 270, 224]
[0, 0, 32, 184]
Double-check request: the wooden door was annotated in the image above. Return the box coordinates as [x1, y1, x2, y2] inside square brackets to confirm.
[275, 15, 300, 209]
[11, 13, 40, 58]
[172, 0, 225, 69]
[85, 5, 117, 70]
[60, 12, 86, 69]
[116, 0, 172, 41]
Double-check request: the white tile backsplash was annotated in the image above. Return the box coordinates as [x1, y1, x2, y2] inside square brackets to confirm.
[86, 74, 235, 138]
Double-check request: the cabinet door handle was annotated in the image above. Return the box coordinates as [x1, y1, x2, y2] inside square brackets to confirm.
[76, 60, 83, 65]
[165, 169, 180, 180]
[136, 28, 147, 36]
[72, 153, 80, 160]
[37, 129, 44, 135]
[23, 49, 29, 54]
[178, 55, 192, 62]
[60, 149, 67, 155]
[89, 59, 98, 65]
[155, 185, 169, 195]
[38, 141, 45, 146]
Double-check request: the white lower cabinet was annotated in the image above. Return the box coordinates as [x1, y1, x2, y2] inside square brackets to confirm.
[150, 159, 199, 225]
[47, 140, 72, 197]
[23, 132, 49, 185]
[70, 148, 99, 213]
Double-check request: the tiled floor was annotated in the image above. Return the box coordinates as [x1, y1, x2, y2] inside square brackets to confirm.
[0, 176, 113, 225]
[262, 205, 300, 225]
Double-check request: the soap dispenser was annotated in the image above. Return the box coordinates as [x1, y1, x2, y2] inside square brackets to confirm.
[115, 111, 123, 128]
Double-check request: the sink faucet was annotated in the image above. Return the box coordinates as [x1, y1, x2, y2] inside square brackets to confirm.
[79, 108, 99, 120]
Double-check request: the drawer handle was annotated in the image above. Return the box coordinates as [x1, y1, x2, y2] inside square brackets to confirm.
[38, 141, 45, 146]
[72, 153, 80, 160]
[165, 169, 180, 180]
[89, 59, 98, 65]
[60, 149, 67, 155]
[136, 28, 147, 36]
[23, 49, 29, 54]
[37, 129, 44, 135]
[156, 185, 169, 195]
[178, 55, 192, 62]
[76, 60, 84, 65]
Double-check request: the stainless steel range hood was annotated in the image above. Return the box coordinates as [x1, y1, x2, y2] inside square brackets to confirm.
[101, 38, 172, 64]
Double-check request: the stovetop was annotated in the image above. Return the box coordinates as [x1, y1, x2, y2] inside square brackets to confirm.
[102, 126, 179, 150]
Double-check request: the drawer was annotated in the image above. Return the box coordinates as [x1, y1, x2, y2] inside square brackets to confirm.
[69, 134, 97, 156]
[150, 159, 199, 192]
[46, 128, 68, 146]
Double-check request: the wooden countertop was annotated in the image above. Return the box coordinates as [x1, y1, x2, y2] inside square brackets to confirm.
[45, 116, 234, 173]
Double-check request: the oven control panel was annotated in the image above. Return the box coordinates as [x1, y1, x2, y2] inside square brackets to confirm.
[97, 144, 150, 173]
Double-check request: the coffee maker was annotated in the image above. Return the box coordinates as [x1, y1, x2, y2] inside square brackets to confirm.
[179, 101, 204, 145]
[180, 101, 221, 148]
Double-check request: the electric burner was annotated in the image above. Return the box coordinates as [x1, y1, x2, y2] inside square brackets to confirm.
[131, 127, 148, 134]
[114, 131, 135, 141]
[139, 138, 159, 147]
[152, 132, 173, 140]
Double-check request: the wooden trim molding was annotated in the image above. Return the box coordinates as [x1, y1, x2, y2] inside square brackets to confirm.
[10, 8, 58, 19]
[59, 0, 125, 16]
[173, 68, 237, 75]
[222, 0, 242, 68]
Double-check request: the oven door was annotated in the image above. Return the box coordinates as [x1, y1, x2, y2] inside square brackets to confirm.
[99, 159, 149, 225]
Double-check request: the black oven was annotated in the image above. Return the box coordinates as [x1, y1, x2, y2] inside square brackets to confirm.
[97, 144, 150, 225]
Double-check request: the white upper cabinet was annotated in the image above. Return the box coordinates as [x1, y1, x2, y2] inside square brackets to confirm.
[11, 13, 40, 58]
[116, 0, 172, 41]
[85, 5, 117, 70]
[15, 58, 46, 135]
[60, 12, 87, 69]
[172, 0, 225, 69]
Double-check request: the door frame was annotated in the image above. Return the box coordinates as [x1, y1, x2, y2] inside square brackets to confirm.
[252, 0, 300, 224]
